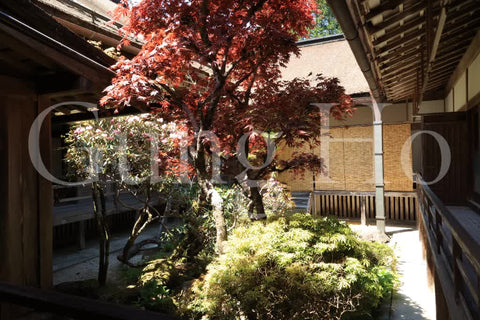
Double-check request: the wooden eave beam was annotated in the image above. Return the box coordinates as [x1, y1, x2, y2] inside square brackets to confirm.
[388, 85, 417, 97]
[365, 0, 405, 22]
[445, 29, 480, 94]
[428, 71, 457, 84]
[389, 92, 415, 102]
[378, 50, 420, 68]
[379, 57, 420, 76]
[384, 80, 419, 96]
[382, 67, 420, 83]
[0, 75, 34, 95]
[428, 70, 451, 81]
[435, 46, 471, 62]
[383, 72, 419, 86]
[419, 4, 447, 105]
[386, 74, 418, 88]
[365, 2, 427, 35]
[376, 41, 422, 64]
[373, 17, 425, 46]
[35, 73, 94, 96]
[426, 73, 450, 85]
[388, 83, 418, 94]
[375, 31, 425, 56]
[386, 83, 417, 97]
[0, 33, 57, 70]
[0, 12, 114, 86]
[425, 80, 448, 91]
[385, 87, 417, 100]
[443, 14, 480, 37]
[435, 37, 474, 58]
[430, 53, 464, 72]
[382, 59, 420, 79]
[51, 105, 144, 125]
[431, 59, 461, 73]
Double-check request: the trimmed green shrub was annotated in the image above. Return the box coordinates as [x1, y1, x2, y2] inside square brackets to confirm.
[135, 259, 177, 313]
[182, 214, 396, 320]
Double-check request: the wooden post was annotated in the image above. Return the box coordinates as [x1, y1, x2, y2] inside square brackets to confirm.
[78, 221, 86, 250]
[37, 95, 53, 288]
[312, 194, 316, 216]
[369, 93, 386, 233]
[373, 120, 386, 233]
[435, 270, 450, 320]
[361, 196, 367, 226]
[0, 92, 53, 317]
[452, 239, 462, 299]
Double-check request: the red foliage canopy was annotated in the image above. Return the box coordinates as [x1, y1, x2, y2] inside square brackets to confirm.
[102, 0, 353, 180]
[103, 0, 316, 125]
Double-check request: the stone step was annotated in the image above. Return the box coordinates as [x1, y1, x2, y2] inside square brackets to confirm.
[290, 192, 312, 213]
[291, 191, 311, 198]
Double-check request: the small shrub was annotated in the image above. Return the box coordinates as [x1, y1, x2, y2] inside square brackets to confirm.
[181, 214, 396, 320]
[260, 178, 296, 215]
[135, 259, 177, 313]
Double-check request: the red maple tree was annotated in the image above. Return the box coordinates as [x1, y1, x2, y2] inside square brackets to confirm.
[221, 75, 352, 219]
[102, 0, 352, 252]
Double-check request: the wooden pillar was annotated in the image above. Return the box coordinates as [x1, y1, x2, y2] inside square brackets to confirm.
[374, 121, 386, 233]
[0, 94, 53, 287]
[0, 95, 39, 286]
[360, 196, 367, 226]
[0, 94, 43, 318]
[0, 98, 8, 320]
[371, 95, 386, 234]
[435, 270, 450, 320]
[37, 95, 53, 288]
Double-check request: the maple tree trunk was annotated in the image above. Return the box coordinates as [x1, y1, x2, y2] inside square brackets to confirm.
[92, 182, 110, 286]
[117, 182, 163, 266]
[248, 186, 267, 220]
[198, 177, 227, 254]
[196, 144, 227, 254]
[119, 207, 157, 266]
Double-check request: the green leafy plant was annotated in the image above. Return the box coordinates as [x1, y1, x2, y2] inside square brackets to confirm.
[135, 259, 177, 313]
[308, 0, 342, 38]
[181, 214, 397, 320]
[63, 115, 190, 272]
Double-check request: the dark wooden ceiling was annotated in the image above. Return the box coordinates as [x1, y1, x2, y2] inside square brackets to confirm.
[351, 0, 480, 104]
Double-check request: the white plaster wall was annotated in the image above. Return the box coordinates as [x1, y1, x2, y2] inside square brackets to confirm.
[328, 103, 410, 126]
[382, 103, 409, 122]
[445, 90, 454, 112]
[454, 72, 467, 111]
[329, 105, 372, 126]
[419, 100, 444, 114]
[468, 52, 480, 101]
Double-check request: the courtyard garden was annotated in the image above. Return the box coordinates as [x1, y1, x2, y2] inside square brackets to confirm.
[56, 0, 397, 319]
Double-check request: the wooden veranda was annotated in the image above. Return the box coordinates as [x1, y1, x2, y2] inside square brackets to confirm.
[327, 0, 480, 319]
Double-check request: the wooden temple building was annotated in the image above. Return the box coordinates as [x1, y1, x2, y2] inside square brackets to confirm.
[0, 0, 171, 319]
[324, 1, 480, 319]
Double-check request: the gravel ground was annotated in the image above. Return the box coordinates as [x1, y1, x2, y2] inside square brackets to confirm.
[53, 224, 161, 286]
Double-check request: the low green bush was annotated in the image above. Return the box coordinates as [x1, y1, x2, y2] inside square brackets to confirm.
[182, 214, 396, 320]
[135, 258, 177, 313]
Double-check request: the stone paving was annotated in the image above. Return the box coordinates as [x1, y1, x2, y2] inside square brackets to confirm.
[350, 223, 436, 320]
[53, 225, 160, 285]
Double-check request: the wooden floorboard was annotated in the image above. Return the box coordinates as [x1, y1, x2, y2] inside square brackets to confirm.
[52, 194, 143, 226]
[446, 206, 480, 248]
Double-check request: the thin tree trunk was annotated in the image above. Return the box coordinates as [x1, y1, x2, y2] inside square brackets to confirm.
[210, 185, 227, 253]
[248, 186, 267, 220]
[92, 182, 110, 286]
[195, 142, 227, 254]
[198, 178, 227, 254]
[120, 208, 147, 264]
